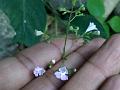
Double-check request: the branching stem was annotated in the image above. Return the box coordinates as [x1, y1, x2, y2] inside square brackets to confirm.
[62, 7, 74, 62]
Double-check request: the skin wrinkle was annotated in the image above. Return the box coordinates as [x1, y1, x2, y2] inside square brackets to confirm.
[51, 39, 72, 54]
[0, 57, 32, 90]
[15, 42, 63, 77]
[52, 52, 85, 70]
[31, 39, 103, 89]
[16, 53, 35, 72]
[16, 39, 84, 90]
[51, 39, 84, 55]
[63, 39, 74, 56]
[50, 42, 62, 58]
[90, 35, 120, 77]
[0, 38, 85, 90]
[38, 52, 85, 90]
[100, 41, 117, 66]
[76, 38, 105, 60]
[72, 52, 86, 68]
[86, 37, 120, 78]
[4, 35, 120, 90]
[50, 40, 84, 69]
[20, 43, 62, 68]
[75, 50, 87, 60]
[21, 38, 105, 90]
[87, 61, 107, 79]
[71, 39, 84, 53]
[45, 70, 62, 88]
[21, 50, 87, 90]
[60, 35, 120, 90]
[60, 62, 106, 90]
[100, 75, 120, 90]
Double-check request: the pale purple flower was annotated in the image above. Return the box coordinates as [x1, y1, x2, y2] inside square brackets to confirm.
[54, 66, 69, 81]
[33, 66, 46, 77]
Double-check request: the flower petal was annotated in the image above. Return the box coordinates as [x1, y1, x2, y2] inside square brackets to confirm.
[54, 71, 61, 79]
[85, 22, 98, 33]
[33, 66, 45, 77]
[61, 74, 68, 81]
[59, 66, 68, 74]
[34, 72, 39, 77]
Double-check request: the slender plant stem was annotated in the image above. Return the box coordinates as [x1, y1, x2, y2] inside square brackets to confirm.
[62, 7, 74, 61]
[55, 17, 58, 36]
[70, 15, 77, 23]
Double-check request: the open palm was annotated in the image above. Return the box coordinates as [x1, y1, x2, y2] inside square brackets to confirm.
[0, 34, 120, 90]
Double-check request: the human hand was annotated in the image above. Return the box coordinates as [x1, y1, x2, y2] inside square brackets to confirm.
[0, 34, 120, 90]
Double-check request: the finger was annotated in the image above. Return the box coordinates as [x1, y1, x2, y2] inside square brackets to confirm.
[18, 38, 84, 68]
[21, 38, 105, 90]
[100, 75, 120, 90]
[60, 34, 120, 90]
[0, 38, 83, 90]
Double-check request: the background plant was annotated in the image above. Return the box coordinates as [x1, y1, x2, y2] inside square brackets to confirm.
[0, 0, 119, 59]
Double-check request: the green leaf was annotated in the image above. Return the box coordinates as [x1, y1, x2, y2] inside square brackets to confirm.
[108, 16, 120, 33]
[102, 23, 110, 38]
[70, 15, 109, 39]
[0, 0, 47, 47]
[87, 0, 105, 22]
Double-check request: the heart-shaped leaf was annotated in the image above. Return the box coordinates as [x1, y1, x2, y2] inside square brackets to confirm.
[0, 0, 47, 46]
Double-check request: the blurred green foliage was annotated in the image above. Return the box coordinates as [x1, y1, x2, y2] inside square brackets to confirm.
[0, 0, 120, 59]
[0, 0, 46, 47]
[108, 16, 120, 32]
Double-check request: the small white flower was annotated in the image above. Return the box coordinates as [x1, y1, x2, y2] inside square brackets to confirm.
[54, 66, 69, 81]
[85, 22, 99, 33]
[73, 68, 77, 72]
[33, 66, 46, 77]
[35, 29, 44, 36]
[51, 59, 56, 64]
